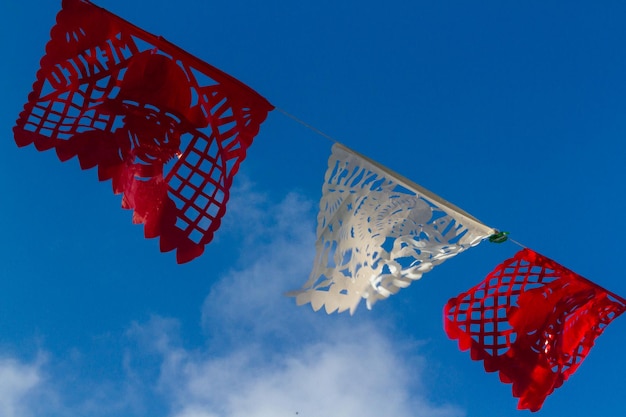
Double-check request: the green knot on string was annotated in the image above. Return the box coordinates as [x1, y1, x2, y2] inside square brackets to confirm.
[489, 231, 509, 243]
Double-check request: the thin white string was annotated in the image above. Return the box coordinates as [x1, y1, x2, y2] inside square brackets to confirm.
[275, 106, 339, 145]
[508, 237, 526, 249]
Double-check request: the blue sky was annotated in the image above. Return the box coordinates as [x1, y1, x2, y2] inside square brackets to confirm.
[1, 0, 626, 416]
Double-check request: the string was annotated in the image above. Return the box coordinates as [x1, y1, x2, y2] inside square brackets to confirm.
[274, 106, 339, 145]
[508, 237, 526, 249]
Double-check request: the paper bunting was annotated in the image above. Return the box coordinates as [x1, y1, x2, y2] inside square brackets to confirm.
[444, 248, 626, 411]
[11, 2, 626, 411]
[13, 0, 273, 263]
[289, 143, 496, 314]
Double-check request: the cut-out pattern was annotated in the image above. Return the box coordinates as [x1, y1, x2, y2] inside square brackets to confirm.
[445, 248, 626, 411]
[13, 0, 273, 263]
[290, 144, 495, 314]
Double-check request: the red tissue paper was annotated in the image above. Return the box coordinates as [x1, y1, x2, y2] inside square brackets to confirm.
[444, 248, 626, 411]
[14, 0, 273, 263]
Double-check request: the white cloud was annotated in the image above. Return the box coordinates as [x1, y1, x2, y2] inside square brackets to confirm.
[1, 180, 465, 417]
[133, 317, 464, 417]
[0, 350, 152, 417]
[201, 187, 318, 342]
[0, 355, 46, 417]
[126, 183, 465, 417]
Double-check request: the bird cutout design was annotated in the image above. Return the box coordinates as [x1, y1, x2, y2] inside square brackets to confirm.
[289, 143, 495, 314]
